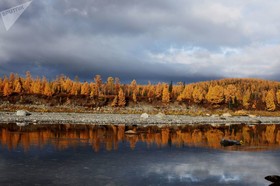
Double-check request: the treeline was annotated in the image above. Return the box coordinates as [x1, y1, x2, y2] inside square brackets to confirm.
[1, 72, 280, 111]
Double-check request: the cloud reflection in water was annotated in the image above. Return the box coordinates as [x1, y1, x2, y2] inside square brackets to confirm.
[146, 152, 279, 185]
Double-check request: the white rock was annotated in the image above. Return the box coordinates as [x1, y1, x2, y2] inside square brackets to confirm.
[211, 114, 219, 118]
[155, 112, 165, 118]
[16, 110, 31, 116]
[16, 122, 29, 127]
[222, 113, 232, 117]
[140, 113, 149, 119]
[248, 114, 257, 118]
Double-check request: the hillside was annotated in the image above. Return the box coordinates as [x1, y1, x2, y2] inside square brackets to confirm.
[1, 72, 280, 113]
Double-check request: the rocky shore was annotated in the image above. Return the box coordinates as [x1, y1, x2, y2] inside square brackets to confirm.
[1, 111, 280, 125]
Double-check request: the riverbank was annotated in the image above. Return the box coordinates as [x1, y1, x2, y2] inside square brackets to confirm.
[1, 111, 280, 125]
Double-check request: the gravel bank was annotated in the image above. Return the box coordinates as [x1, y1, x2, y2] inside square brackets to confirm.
[1, 111, 280, 125]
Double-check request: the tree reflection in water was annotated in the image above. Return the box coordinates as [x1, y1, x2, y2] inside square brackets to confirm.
[1, 123, 280, 152]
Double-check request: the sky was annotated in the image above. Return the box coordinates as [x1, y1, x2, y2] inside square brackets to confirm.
[1, 0, 280, 83]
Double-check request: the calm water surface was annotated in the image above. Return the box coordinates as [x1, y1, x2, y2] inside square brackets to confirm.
[0, 123, 280, 186]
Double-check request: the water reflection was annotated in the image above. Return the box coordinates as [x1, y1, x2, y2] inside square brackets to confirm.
[146, 152, 280, 186]
[0, 123, 280, 185]
[0, 123, 280, 151]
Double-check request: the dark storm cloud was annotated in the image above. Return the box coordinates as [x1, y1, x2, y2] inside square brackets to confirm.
[1, 0, 280, 82]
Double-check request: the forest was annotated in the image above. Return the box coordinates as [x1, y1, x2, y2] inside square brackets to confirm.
[1, 71, 280, 111]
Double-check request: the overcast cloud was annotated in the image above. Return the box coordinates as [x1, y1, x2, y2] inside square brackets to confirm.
[1, 0, 280, 83]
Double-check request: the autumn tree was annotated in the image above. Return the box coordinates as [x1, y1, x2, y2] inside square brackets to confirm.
[162, 85, 170, 104]
[224, 85, 237, 105]
[24, 71, 32, 93]
[70, 82, 81, 95]
[106, 77, 114, 95]
[155, 83, 163, 99]
[14, 78, 23, 93]
[63, 78, 73, 93]
[118, 89, 126, 107]
[206, 85, 224, 105]
[242, 89, 251, 109]
[192, 86, 205, 103]
[276, 90, 280, 105]
[111, 96, 118, 107]
[147, 85, 155, 102]
[31, 78, 41, 94]
[177, 93, 184, 102]
[81, 82, 90, 96]
[94, 75, 102, 96]
[265, 89, 276, 111]
[130, 79, 137, 95]
[183, 84, 194, 102]
[3, 81, 12, 96]
[132, 91, 137, 103]
[115, 77, 120, 94]
[43, 82, 53, 97]
[224, 84, 237, 108]
[89, 82, 96, 98]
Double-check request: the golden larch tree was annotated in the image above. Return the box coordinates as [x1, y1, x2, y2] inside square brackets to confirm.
[81, 82, 90, 96]
[265, 89, 276, 111]
[43, 82, 53, 97]
[14, 78, 23, 93]
[147, 86, 155, 102]
[162, 85, 170, 104]
[224, 84, 237, 104]
[183, 84, 194, 101]
[63, 78, 73, 93]
[94, 75, 102, 96]
[24, 71, 32, 93]
[90, 83, 96, 98]
[31, 78, 41, 94]
[118, 88, 126, 107]
[3, 81, 12, 96]
[114, 77, 120, 94]
[276, 90, 280, 105]
[242, 89, 251, 109]
[70, 82, 81, 95]
[106, 77, 114, 95]
[132, 90, 137, 103]
[177, 93, 184, 102]
[206, 85, 224, 104]
[155, 83, 163, 99]
[192, 86, 204, 103]
[130, 79, 137, 95]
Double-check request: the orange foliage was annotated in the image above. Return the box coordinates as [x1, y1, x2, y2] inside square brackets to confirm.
[1, 72, 280, 111]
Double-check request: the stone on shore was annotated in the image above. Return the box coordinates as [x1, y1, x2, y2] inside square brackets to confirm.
[140, 113, 149, 119]
[211, 114, 219, 118]
[16, 122, 29, 127]
[222, 113, 232, 117]
[248, 114, 257, 118]
[16, 110, 31, 116]
[155, 112, 165, 118]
